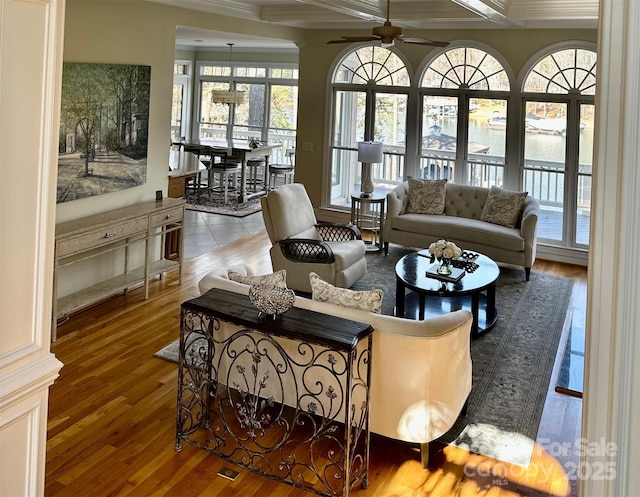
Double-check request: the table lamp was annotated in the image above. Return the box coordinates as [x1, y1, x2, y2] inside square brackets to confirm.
[357, 141, 383, 197]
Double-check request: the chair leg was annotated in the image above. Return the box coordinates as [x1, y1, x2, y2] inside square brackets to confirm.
[525, 267, 531, 281]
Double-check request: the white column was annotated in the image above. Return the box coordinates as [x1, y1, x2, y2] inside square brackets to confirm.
[0, 0, 65, 495]
[582, 0, 640, 495]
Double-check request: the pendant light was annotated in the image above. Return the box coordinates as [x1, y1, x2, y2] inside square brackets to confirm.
[210, 43, 246, 105]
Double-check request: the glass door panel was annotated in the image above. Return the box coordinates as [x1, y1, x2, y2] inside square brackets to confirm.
[199, 81, 230, 140]
[372, 92, 407, 190]
[330, 90, 365, 204]
[523, 101, 567, 242]
[467, 98, 506, 187]
[577, 103, 594, 246]
[233, 83, 265, 141]
[171, 84, 185, 140]
[420, 96, 457, 180]
[268, 84, 298, 163]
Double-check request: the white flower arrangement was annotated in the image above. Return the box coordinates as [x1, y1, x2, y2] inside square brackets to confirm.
[428, 239, 462, 260]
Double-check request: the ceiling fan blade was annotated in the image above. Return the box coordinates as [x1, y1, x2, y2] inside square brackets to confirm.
[398, 37, 450, 47]
[327, 36, 380, 44]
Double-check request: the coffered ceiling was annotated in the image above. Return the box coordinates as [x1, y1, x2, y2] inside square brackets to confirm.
[157, 0, 598, 50]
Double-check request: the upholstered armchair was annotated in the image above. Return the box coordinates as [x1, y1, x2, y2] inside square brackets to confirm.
[261, 183, 367, 293]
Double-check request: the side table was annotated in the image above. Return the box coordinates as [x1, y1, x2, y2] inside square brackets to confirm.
[350, 193, 386, 253]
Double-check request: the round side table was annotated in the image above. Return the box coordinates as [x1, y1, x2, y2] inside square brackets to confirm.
[350, 193, 386, 253]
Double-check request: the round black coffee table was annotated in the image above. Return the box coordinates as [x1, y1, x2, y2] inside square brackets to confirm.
[395, 251, 500, 338]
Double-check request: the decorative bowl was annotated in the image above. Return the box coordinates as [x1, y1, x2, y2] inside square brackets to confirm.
[249, 284, 296, 318]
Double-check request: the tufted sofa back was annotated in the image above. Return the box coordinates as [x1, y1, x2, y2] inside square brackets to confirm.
[443, 183, 490, 220]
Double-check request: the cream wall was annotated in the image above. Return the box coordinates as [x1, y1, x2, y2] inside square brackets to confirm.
[57, 1, 303, 297]
[0, 0, 65, 495]
[294, 28, 597, 207]
[59, 0, 302, 224]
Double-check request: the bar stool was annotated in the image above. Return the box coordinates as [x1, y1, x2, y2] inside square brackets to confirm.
[246, 159, 266, 193]
[268, 148, 295, 190]
[209, 157, 241, 204]
[182, 144, 209, 198]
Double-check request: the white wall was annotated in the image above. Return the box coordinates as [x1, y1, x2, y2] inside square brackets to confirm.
[0, 0, 65, 495]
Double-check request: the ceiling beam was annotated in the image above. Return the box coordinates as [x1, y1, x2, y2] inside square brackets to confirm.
[295, 0, 387, 23]
[450, 0, 523, 26]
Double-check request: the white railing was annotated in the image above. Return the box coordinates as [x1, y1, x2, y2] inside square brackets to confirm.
[522, 159, 566, 209]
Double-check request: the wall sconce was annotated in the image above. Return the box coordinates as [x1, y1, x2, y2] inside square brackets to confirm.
[211, 43, 246, 105]
[357, 141, 383, 197]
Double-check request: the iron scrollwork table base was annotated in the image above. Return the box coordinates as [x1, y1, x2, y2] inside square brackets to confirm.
[175, 288, 373, 497]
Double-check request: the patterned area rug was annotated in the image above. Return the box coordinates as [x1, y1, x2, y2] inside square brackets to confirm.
[185, 192, 262, 217]
[156, 245, 573, 467]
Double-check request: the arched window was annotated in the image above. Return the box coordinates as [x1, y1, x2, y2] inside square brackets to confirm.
[329, 46, 410, 205]
[419, 46, 512, 187]
[422, 47, 510, 91]
[333, 46, 410, 86]
[520, 45, 596, 250]
[523, 48, 596, 94]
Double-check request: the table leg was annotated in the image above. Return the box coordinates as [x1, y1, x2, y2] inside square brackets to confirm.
[471, 292, 480, 338]
[486, 284, 497, 325]
[395, 279, 405, 317]
[419, 294, 425, 320]
[239, 157, 247, 203]
[263, 154, 270, 192]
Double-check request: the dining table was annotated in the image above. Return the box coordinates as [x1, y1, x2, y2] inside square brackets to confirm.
[183, 139, 280, 203]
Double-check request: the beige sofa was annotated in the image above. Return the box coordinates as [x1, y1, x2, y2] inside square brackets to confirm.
[198, 265, 473, 463]
[384, 182, 540, 280]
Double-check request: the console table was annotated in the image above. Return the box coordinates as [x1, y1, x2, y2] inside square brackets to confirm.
[175, 288, 373, 497]
[53, 198, 185, 341]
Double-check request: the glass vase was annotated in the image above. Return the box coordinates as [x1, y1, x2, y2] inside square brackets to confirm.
[437, 257, 452, 275]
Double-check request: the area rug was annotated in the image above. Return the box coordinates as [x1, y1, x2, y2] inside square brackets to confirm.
[185, 193, 262, 217]
[156, 245, 573, 467]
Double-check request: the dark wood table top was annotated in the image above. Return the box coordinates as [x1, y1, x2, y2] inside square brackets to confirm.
[395, 251, 500, 296]
[182, 288, 373, 351]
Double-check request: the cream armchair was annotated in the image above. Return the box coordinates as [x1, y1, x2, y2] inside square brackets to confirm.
[261, 183, 367, 293]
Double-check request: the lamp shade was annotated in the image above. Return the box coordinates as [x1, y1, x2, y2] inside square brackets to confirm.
[358, 141, 383, 163]
[211, 90, 246, 105]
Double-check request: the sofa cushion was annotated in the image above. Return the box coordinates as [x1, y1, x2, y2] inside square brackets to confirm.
[309, 272, 383, 313]
[480, 186, 528, 228]
[228, 269, 287, 288]
[392, 213, 525, 252]
[406, 178, 447, 215]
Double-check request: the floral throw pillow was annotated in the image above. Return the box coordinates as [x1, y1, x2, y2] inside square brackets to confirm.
[480, 186, 528, 228]
[309, 272, 383, 314]
[228, 269, 287, 288]
[406, 178, 447, 215]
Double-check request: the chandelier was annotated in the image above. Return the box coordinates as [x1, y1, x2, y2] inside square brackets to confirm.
[211, 43, 246, 105]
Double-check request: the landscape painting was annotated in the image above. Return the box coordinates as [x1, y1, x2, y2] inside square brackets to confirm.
[57, 62, 151, 203]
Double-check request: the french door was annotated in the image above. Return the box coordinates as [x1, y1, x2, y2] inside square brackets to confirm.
[522, 99, 593, 248]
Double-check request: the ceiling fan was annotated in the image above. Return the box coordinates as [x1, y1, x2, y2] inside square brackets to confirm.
[327, 0, 449, 47]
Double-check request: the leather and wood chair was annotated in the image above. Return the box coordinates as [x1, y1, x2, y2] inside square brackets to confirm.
[261, 183, 367, 293]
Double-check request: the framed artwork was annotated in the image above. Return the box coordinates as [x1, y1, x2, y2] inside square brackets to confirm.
[57, 62, 151, 203]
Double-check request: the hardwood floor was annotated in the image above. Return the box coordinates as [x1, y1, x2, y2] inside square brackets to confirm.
[46, 231, 586, 497]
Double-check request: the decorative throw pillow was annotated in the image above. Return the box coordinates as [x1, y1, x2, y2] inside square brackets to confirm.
[309, 272, 383, 314]
[228, 269, 287, 288]
[406, 178, 447, 215]
[480, 186, 528, 228]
